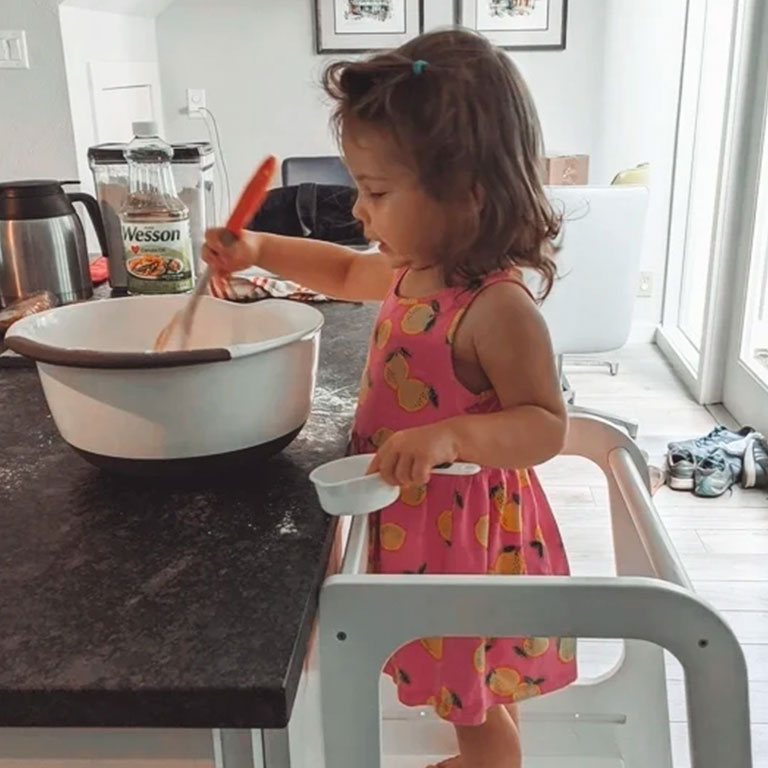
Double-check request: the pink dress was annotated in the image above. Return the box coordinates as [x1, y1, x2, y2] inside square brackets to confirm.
[349, 269, 577, 725]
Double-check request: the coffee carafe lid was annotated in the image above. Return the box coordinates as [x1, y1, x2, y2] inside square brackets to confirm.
[0, 180, 64, 200]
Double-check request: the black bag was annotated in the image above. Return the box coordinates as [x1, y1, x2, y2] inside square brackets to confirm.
[247, 183, 366, 246]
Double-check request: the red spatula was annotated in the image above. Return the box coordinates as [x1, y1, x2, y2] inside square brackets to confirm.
[154, 155, 277, 351]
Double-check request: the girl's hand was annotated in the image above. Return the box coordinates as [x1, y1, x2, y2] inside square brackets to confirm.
[369, 422, 459, 487]
[203, 228, 262, 275]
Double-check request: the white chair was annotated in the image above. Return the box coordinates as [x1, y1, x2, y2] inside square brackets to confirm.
[536, 185, 650, 438]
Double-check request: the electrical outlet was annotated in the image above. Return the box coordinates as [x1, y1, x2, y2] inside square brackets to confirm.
[186, 88, 206, 118]
[637, 271, 653, 298]
[0, 31, 29, 69]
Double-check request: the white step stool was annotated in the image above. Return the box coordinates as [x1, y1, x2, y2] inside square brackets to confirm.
[320, 415, 753, 768]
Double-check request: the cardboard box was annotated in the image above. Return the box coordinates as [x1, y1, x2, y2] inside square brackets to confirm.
[542, 154, 589, 186]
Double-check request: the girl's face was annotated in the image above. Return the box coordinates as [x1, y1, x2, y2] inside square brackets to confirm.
[342, 120, 449, 271]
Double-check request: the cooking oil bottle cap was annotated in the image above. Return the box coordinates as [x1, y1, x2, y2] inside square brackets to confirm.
[132, 121, 159, 138]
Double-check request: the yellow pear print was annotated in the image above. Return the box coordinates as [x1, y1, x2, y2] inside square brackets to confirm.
[530, 524, 545, 558]
[519, 637, 550, 658]
[473, 641, 486, 673]
[492, 545, 526, 575]
[374, 318, 392, 349]
[486, 667, 521, 698]
[401, 300, 440, 334]
[446, 308, 466, 345]
[437, 509, 453, 546]
[429, 686, 462, 719]
[475, 515, 490, 548]
[397, 378, 439, 412]
[369, 427, 394, 449]
[380, 523, 407, 552]
[473, 639, 495, 673]
[514, 676, 545, 702]
[420, 636, 444, 660]
[557, 637, 577, 663]
[400, 484, 427, 506]
[489, 483, 507, 513]
[383, 348, 411, 390]
[501, 496, 522, 534]
[359, 366, 372, 404]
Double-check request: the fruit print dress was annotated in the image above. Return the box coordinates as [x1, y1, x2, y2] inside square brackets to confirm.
[349, 269, 578, 726]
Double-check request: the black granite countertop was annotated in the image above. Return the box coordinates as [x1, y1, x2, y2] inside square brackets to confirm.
[0, 301, 374, 729]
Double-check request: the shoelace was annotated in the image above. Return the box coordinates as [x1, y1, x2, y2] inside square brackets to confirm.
[692, 426, 729, 447]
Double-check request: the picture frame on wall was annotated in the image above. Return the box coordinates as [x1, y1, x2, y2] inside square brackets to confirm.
[315, 0, 423, 53]
[458, 0, 568, 51]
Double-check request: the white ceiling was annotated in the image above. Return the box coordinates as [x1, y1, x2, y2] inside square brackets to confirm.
[59, 0, 175, 17]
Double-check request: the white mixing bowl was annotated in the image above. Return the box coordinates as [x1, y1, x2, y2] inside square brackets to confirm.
[6, 295, 324, 476]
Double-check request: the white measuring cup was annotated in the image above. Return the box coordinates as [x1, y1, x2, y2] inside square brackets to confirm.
[309, 454, 481, 516]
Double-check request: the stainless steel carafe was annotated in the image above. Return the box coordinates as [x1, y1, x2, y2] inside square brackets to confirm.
[0, 180, 107, 308]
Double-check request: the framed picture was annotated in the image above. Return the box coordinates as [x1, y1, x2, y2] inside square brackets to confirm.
[315, 0, 423, 53]
[459, 0, 568, 51]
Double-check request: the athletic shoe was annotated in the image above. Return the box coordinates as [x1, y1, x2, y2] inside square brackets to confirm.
[667, 426, 756, 491]
[667, 425, 756, 458]
[742, 435, 768, 490]
[693, 448, 742, 498]
[667, 448, 697, 491]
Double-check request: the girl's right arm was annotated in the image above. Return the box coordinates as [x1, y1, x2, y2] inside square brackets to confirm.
[203, 229, 393, 302]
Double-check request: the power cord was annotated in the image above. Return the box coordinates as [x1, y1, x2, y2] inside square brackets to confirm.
[198, 106, 232, 224]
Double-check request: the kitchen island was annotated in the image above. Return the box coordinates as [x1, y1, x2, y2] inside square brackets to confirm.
[0, 300, 375, 766]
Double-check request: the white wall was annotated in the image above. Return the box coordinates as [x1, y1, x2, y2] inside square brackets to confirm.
[422, 0, 607, 159]
[59, 5, 161, 194]
[60, 0, 173, 14]
[512, 0, 607, 159]
[157, 0, 606, 197]
[0, 0, 78, 180]
[157, 0, 336, 197]
[593, 1, 688, 340]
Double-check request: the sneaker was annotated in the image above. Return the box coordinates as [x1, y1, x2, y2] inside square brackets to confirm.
[742, 435, 768, 490]
[667, 426, 756, 492]
[693, 448, 742, 498]
[667, 448, 696, 491]
[668, 425, 756, 458]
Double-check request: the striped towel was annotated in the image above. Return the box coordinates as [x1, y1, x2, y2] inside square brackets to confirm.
[209, 274, 345, 303]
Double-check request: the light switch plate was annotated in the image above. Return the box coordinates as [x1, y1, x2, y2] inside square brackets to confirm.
[0, 30, 29, 69]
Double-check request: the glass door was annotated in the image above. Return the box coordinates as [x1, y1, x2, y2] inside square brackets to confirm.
[722, 84, 768, 434]
[658, 0, 768, 417]
[658, 0, 739, 398]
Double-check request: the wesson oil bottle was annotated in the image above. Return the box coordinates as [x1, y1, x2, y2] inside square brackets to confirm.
[120, 121, 194, 294]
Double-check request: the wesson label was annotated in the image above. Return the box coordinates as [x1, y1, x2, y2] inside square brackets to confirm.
[122, 220, 194, 294]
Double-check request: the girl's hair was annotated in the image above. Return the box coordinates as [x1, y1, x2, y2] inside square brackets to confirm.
[322, 28, 558, 296]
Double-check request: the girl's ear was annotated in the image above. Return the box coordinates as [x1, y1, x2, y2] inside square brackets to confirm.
[471, 182, 486, 213]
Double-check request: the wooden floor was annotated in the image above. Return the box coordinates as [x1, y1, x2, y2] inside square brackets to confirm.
[539, 344, 768, 768]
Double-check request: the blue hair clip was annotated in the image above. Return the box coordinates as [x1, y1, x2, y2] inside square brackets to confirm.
[412, 59, 428, 76]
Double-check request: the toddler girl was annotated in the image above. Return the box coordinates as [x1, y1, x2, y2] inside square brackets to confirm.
[205, 28, 576, 768]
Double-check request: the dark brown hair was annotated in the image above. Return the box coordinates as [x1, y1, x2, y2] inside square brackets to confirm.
[323, 28, 558, 296]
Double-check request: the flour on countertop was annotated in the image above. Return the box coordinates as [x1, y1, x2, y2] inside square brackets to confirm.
[313, 385, 357, 414]
[278, 508, 299, 536]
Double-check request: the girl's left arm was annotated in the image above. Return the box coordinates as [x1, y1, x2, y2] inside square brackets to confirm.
[371, 282, 567, 486]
